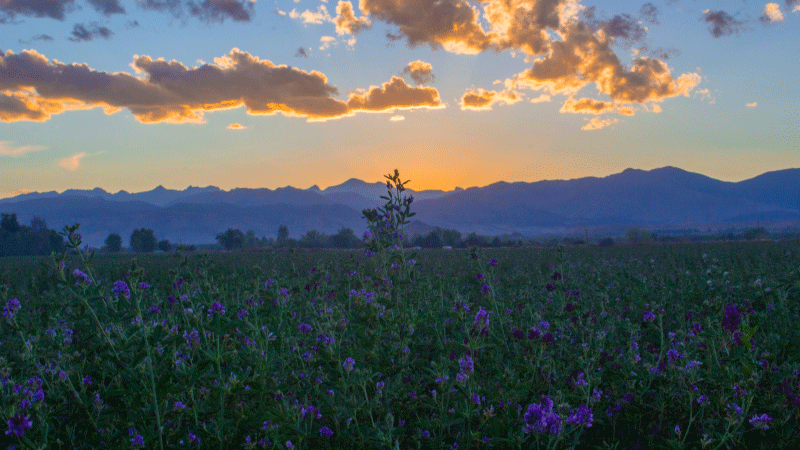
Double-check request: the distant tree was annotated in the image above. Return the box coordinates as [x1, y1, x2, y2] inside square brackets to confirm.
[130, 228, 157, 252]
[440, 228, 462, 247]
[626, 228, 653, 244]
[598, 238, 614, 247]
[216, 228, 245, 250]
[244, 230, 259, 248]
[105, 233, 122, 253]
[299, 230, 327, 248]
[30, 216, 48, 234]
[330, 227, 360, 248]
[741, 227, 769, 241]
[422, 230, 442, 248]
[158, 240, 173, 252]
[277, 225, 289, 248]
[464, 232, 485, 247]
[1, 213, 20, 233]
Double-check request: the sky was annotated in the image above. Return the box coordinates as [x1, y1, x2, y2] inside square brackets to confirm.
[1, 0, 799, 197]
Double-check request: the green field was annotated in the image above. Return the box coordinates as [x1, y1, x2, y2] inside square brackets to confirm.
[2, 241, 799, 449]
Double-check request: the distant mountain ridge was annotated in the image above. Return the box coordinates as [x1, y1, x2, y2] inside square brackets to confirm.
[2, 167, 798, 246]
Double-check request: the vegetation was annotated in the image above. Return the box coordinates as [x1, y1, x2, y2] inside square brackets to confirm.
[1, 171, 799, 449]
[130, 228, 157, 253]
[0, 213, 64, 257]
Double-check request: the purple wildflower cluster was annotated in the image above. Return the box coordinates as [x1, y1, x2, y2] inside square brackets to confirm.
[207, 301, 226, 318]
[523, 397, 562, 435]
[72, 269, 92, 285]
[112, 280, 130, 298]
[342, 357, 355, 371]
[2, 298, 21, 319]
[566, 404, 594, 428]
[474, 307, 490, 328]
[6, 413, 32, 437]
[722, 304, 741, 333]
[749, 413, 773, 430]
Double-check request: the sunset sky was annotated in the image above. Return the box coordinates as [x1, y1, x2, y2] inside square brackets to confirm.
[1, 0, 798, 197]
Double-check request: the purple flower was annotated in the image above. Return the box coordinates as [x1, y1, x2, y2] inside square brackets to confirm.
[184, 328, 200, 350]
[643, 311, 656, 322]
[139, 282, 151, 290]
[112, 281, 131, 298]
[722, 304, 741, 333]
[2, 298, 21, 319]
[727, 402, 743, 416]
[299, 323, 313, 333]
[523, 397, 562, 435]
[459, 355, 474, 374]
[207, 302, 226, 318]
[73, 269, 92, 285]
[488, 259, 498, 266]
[174, 401, 186, 410]
[343, 357, 355, 371]
[749, 413, 773, 430]
[566, 404, 593, 428]
[481, 284, 491, 295]
[474, 307, 490, 327]
[129, 429, 144, 447]
[320, 426, 333, 437]
[6, 413, 32, 437]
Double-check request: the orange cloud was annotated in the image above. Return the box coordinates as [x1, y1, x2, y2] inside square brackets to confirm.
[460, 88, 521, 110]
[746, 102, 757, 107]
[289, 5, 331, 24]
[227, 123, 246, 129]
[389, 115, 405, 121]
[402, 60, 434, 85]
[513, 22, 700, 110]
[762, 3, 784, 22]
[560, 97, 616, 114]
[0, 141, 46, 156]
[334, 0, 371, 35]
[58, 152, 88, 171]
[346, 76, 442, 112]
[351, 0, 699, 122]
[581, 117, 619, 130]
[1, 49, 444, 123]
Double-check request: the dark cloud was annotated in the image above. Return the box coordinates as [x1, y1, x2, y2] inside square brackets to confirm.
[126, 20, 140, 28]
[362, 0, 493, 54]
[137, 0, 182, 18]
[295, 47, 308, 58]
[0, 0, 75, 22]
[68, 23, 113, 42]
[603, 13, 648, 42]
[702, 10, 746, 38]
[402, 60, 434, 85]
[18, 34, 54, 44]
[645, 46, 680, 60]
[639, 3, 658, 24]
[85, 0, 124, 16]
[188, 0, 254, 23]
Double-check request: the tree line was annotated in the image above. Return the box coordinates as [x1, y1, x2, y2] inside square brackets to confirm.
[0, 213, 65, 257]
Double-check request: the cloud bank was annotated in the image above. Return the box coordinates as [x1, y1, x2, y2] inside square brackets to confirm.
[0, 48, 443, 123]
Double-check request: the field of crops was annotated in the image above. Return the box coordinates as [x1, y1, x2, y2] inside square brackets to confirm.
[2, 238, 800, 449]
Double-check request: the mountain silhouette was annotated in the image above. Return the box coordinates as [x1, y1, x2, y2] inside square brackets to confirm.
[1, 167, 798, 246]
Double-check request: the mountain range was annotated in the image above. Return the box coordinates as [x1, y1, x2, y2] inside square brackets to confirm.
[2, 166, 798, 247]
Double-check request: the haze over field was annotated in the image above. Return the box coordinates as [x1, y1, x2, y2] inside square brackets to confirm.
[1, 0, 798, 198]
